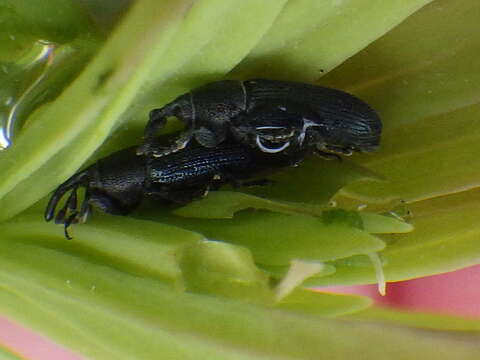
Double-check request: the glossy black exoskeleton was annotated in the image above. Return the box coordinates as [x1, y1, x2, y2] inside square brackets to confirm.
[45, 140, 305, 239]
[137, 79, 382, 157]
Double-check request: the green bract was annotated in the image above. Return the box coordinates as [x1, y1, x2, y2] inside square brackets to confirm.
[1, 0, 480, 358]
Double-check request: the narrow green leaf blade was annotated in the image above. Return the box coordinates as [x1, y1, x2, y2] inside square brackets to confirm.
[1, 257, 480, 360]
[0, 212, 203, 286]
[277, 288, 372, 317]
[164, 211, 386, 266]
[345, 307, 480, 333]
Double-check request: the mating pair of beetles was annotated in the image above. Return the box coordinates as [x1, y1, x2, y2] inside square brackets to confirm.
[45, 79, 382, 238]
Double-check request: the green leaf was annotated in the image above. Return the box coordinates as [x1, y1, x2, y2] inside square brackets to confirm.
[0, 212, 203, 287]
[233, 0, 433, 81]
[175, 191, 413, 237]
[310, 189, 480, 286]
[360, 212, 413, 233]
[174, 191, 327, 219]
[274, 260, 327, 301]
[344, 306, 480, 332]
[260, 262, 337, 281]
[0, 0, 93, 45]
[179, 240, 273, 304]
[163, 210, 386, 266]
[322, 0, 480, 130]
[3, 0, 480, 358]
[1, 250, 480, 360]
[277, 288, 372, 317]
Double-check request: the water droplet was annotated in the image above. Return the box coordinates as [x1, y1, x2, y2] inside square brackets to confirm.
[0, 41, 57, 151]
[0, 130, 11, 150]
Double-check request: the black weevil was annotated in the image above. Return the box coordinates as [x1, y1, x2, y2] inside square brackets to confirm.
[45, 139, 306, 239]
[137, 79, 382, 157]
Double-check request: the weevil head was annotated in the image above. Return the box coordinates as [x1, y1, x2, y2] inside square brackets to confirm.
[306, 90, 382, 154]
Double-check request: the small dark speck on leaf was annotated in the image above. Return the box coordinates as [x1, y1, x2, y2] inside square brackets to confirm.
[94, 68, 115, 92]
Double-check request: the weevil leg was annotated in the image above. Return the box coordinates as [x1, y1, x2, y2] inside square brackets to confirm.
[54, 206, 67, 224]
[77, 190, 91, 224]
[67, 186, 78, 212]
[323, 144, 353, 156]
[150, 129, 194, 157]
[53, 186, 79, 224]
[45, 171, 89, 222]
[314, 149, 342, 161]
[63, 212, 78, 240]
[137, 107, 171, 156]
[194, 126, 226, 149]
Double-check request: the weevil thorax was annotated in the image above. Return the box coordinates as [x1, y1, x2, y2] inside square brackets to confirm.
[90, 147, 147, 206]
[190, 80, 247, 129]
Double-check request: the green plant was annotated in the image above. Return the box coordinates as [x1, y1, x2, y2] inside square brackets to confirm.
[1, 0, 480, 358]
